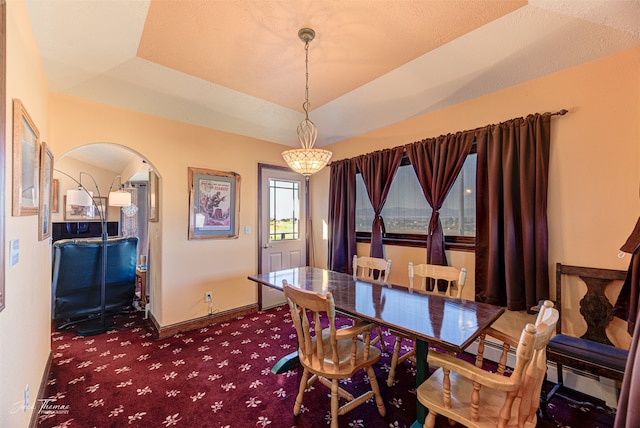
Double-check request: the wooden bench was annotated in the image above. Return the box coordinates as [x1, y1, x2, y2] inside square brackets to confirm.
[543, 263, 628, 411]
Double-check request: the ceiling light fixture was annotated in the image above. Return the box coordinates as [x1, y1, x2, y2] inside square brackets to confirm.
[282, 28, 332, 177]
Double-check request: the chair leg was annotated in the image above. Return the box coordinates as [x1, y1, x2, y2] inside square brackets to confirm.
[375, 326, 387, 352]
[330, 379, 340, 428]
[545, 362, 564, 403]
[366, 366, 386, 416]
[387, 336, 402, 387]
[294, 369, 310, 416]
[556, 362, 564, 385]
[425, 409, 437, 428]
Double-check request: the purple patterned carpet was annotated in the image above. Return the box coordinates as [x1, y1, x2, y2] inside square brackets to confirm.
[38, 305, 615, 427]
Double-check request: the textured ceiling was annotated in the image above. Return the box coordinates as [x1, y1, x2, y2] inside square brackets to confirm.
[137, 0, 525, 111]
[26, 0, 640, 162]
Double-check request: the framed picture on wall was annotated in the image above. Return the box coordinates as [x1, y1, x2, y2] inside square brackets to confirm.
[12, 98, 40, 216]
[188, 167, 240, 240]
[149, 170, 159, 222]
[52, 178, 59, 213]
[38, 142, 54, 241]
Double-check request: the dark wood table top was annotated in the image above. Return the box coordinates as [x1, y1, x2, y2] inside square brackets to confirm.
[249, 266, 504, 353]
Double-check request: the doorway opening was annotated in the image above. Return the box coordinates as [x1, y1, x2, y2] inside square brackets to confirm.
[257, 164, 308, 309]
[52, 142, 159, 326]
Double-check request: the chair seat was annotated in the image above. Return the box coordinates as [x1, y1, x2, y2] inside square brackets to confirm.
[547, 334, 627, 379]
[417, 368, 535, 428]
[300, 329, 382, 378]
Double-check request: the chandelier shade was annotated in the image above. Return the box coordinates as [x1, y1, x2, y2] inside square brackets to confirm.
[282, 147, 333, 176]
[282, 27, 332, 176]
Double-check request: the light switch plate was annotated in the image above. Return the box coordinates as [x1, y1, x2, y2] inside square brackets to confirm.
[10, 239, 19, 266]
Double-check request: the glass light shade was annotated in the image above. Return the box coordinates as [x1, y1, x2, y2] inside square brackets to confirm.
[108, 191, 131, 207]
[66, 188, 93, 206]
[282, 148, 333, 176]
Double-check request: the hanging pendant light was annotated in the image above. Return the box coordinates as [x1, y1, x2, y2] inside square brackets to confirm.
[282, 28, 332, 176]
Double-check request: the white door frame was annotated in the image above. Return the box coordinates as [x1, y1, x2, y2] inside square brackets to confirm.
[257, 163, 309, 309]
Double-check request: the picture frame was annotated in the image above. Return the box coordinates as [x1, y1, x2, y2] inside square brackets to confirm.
[52, 178, 59, 213]
[149, 170, 159, 222]
[188, 167, 240, 240]
[38, 142, 54, 241]
[12, 98, 40, 216]
[64, 195, 107, 221]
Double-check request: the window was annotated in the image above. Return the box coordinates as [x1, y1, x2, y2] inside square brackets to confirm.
[356, 153, 477, 250]
[269, 179, 300, 241]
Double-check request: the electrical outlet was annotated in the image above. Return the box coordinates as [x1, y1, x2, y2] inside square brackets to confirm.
[205, 292, 212, 303]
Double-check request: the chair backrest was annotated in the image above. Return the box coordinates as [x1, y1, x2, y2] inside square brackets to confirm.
[353, 255, 392, 282]
[408, 262, 467, 298]
[555, 262, 627, 342]
[51, 236, 138, 320]
[510, 301, 559, 421]
[283, 282, 340, 370]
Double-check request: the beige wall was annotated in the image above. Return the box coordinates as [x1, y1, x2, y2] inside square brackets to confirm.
[1, 1, 52, 426]
[49, 94, 290, 327]
[310, 46, 640, 345]
[2, 0, 639, 422]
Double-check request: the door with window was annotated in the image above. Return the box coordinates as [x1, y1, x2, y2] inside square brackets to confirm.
[258, 165, 307, 309]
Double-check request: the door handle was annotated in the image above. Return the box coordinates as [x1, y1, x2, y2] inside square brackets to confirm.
[262, 244, 272, 249]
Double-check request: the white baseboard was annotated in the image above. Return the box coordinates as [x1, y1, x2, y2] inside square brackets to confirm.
[464, 338, 621, 408]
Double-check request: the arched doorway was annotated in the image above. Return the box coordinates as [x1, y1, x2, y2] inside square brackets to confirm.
[52, 142, 159, 320]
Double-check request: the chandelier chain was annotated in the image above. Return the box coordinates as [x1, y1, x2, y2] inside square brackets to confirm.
[303, 40, 311, 119]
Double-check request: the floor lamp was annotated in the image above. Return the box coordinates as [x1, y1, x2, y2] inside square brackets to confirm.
[55, 170, 132, 336]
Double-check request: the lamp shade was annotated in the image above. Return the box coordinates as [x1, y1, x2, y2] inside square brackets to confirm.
[108, 191, 131, 207]
[67, 188, 93, 206]
[282, 148, 333, 176]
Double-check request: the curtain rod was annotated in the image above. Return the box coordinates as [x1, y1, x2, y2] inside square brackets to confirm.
[436, 108, 569, 140]
[329, 109, 569, 163]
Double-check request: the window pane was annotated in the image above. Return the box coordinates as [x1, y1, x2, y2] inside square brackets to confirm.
[355, 154, 476, 237]
[269, 179, 300, 241]
[440, 155, 476, 236]
[381, 166, 431, 234]
[355, 175, 374, 232]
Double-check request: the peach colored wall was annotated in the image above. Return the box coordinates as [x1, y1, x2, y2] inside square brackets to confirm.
[310, 46, 640, 341]
[49, 94, 290, 327]
[3, 2, 638, 421]
[1, 1, 52, 426]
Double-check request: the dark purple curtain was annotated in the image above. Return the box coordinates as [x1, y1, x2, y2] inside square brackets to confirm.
[327, 158, 357, 274]
[613, 216, 640, 334]
[475, 114, 551, 310]
[615, 309, 640, 428]
[613, 217, 640, 428]
[355, 147, 404, 259]
[405, 132, 474, 266]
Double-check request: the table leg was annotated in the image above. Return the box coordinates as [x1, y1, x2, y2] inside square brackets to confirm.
[410, 339, 429, 428]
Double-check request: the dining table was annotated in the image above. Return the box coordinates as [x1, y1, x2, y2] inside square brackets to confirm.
[248, 266, 505, 428]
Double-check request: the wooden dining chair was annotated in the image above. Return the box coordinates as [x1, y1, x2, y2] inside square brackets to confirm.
[408, 262, 467, 297]
[416, 300, 559, 428]
[352, 255, 392, 352]
[283, 282, 386, 428]
[387, 263, 467, 386]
